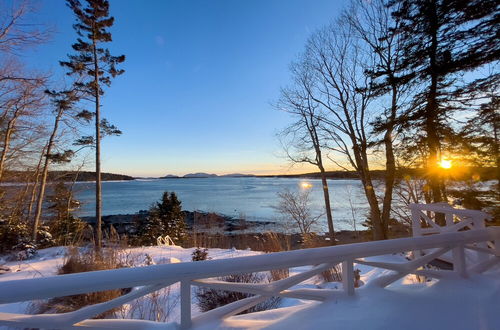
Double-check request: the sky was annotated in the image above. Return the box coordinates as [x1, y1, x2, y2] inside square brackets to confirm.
[23, 0, 347, 177]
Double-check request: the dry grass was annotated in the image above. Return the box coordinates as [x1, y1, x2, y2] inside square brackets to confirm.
[320, 264, 342, 283]
[33, 247, 128, 319]
[195, 272, 281, 314]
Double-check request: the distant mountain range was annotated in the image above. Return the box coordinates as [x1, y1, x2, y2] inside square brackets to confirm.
[160, 173, 255, 179]
[148, 166, 498, 181]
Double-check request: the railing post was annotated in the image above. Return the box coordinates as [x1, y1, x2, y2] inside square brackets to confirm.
[342, 260, 355, 296]
[445, 212, 454, 227]
[410, 205, 423, 259]
[180, 280, 192, 329]
[452, 245, 467, 278]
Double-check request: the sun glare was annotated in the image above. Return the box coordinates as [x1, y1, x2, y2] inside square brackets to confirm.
[439, 159, 452, 169]
[301, 182, 313, 189]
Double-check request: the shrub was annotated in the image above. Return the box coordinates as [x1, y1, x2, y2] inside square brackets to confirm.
[48, 215, 86, 246]
[0, 216, 30, 253]
[34, 247, 127, 318]
[0, 216, 46, 259]
[191, 247, 209, 261]
[47, 182, 86, 246]
[320, 265, 342, 283]
[196, 272, 281, 314]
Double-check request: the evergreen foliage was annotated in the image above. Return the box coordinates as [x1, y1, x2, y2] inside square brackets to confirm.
[47, 182, 87, 246]
[388, 0, 499, 204]
[135, 192, 187, 246]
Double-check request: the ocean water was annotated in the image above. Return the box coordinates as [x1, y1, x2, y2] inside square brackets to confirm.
[72, 177, 371, 232]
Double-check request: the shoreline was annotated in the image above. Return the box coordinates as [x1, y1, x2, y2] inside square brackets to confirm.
[81, 210, 280, 235]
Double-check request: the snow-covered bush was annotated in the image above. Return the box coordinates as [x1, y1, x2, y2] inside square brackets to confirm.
[12, 240, 37, 260]
[0, 216, 33, 256]
[36, 225, 55, 248]
[191, 247, 209, 261]
[196, 272, 281, 314]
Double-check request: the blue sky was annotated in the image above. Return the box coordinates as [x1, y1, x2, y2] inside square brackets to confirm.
[26, 0, 346, 177]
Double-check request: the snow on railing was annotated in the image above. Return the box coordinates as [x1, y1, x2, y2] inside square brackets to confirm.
[410, 203, 493, 262]
[0, 217, 499, 329]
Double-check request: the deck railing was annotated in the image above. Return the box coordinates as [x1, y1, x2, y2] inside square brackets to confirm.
[0, 217, 499, 329]
[410, 203, 493, 262]
[410, 202, 491, 237]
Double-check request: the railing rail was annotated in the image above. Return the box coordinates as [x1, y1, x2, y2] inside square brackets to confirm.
[0, 218, 499, 329]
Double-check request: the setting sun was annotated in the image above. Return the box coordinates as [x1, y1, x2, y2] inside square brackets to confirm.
[439, 159, 452, 169]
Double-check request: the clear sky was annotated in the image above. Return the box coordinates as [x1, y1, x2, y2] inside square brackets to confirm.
[25, 0, 346, 177]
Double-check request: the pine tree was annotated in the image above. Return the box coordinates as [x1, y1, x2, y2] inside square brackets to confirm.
[61, 0, 125, 249]
[389, 0, 499, 207]
[135, 192, 186, 245]
[152, 192, 186, 243]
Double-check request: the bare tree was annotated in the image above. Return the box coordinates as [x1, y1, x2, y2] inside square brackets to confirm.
[0, 75, 46, 181]
[279, 16, 390, 239]
[0, 0, 50, 55]
[274, 188, 322, 236]
[343, 0, 408, 237]
[32, 89, 84, 241]
[277, 63, 335, 241]
[295, 18, 390, 240]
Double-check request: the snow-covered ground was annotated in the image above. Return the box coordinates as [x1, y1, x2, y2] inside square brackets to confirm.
[1, 245, 499, 329]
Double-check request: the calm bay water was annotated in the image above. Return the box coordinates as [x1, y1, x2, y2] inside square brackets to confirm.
[73, 177, 370, 232]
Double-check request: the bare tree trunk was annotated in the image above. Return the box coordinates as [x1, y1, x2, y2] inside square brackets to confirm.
[0, 107, 21, 181]
[27, 146, 46, 220]
[32, 110, 63, 241]
[318, 164, 335, 242]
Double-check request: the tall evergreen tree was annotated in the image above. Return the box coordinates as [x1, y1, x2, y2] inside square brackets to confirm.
[61, 0, 125, 249]
[389, 0, 499, 208]
[135, 192, 186, 245]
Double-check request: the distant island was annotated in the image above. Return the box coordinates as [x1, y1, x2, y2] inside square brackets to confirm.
[3, 171, 134, 183]
[160, 173, 255, 179]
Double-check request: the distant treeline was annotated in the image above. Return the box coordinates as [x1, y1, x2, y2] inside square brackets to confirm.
[4, 171, 134, 183]
[261, 167, 498, 181]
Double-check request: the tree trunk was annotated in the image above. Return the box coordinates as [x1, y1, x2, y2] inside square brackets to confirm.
[32, 111, 63, 241]
[353, 144, 385, 240]
[0, 108, 21, 182]
[380, 85, 398, 236]
[318, 164, 335, 243]
[92, 35, 102, 250]
[425, 1, 445, 225]
[27, 146, 46, 221]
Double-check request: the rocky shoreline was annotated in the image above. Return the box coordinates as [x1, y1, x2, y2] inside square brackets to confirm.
[80, 210, 277, 235]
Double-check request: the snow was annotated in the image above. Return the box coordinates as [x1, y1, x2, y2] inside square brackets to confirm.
[1, 246, 499, 329]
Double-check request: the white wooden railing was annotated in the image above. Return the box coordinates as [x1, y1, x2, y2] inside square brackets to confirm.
[0, 216, 499, 329]
[410, 202, 491, 237]
[410, 203, 493, 262]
